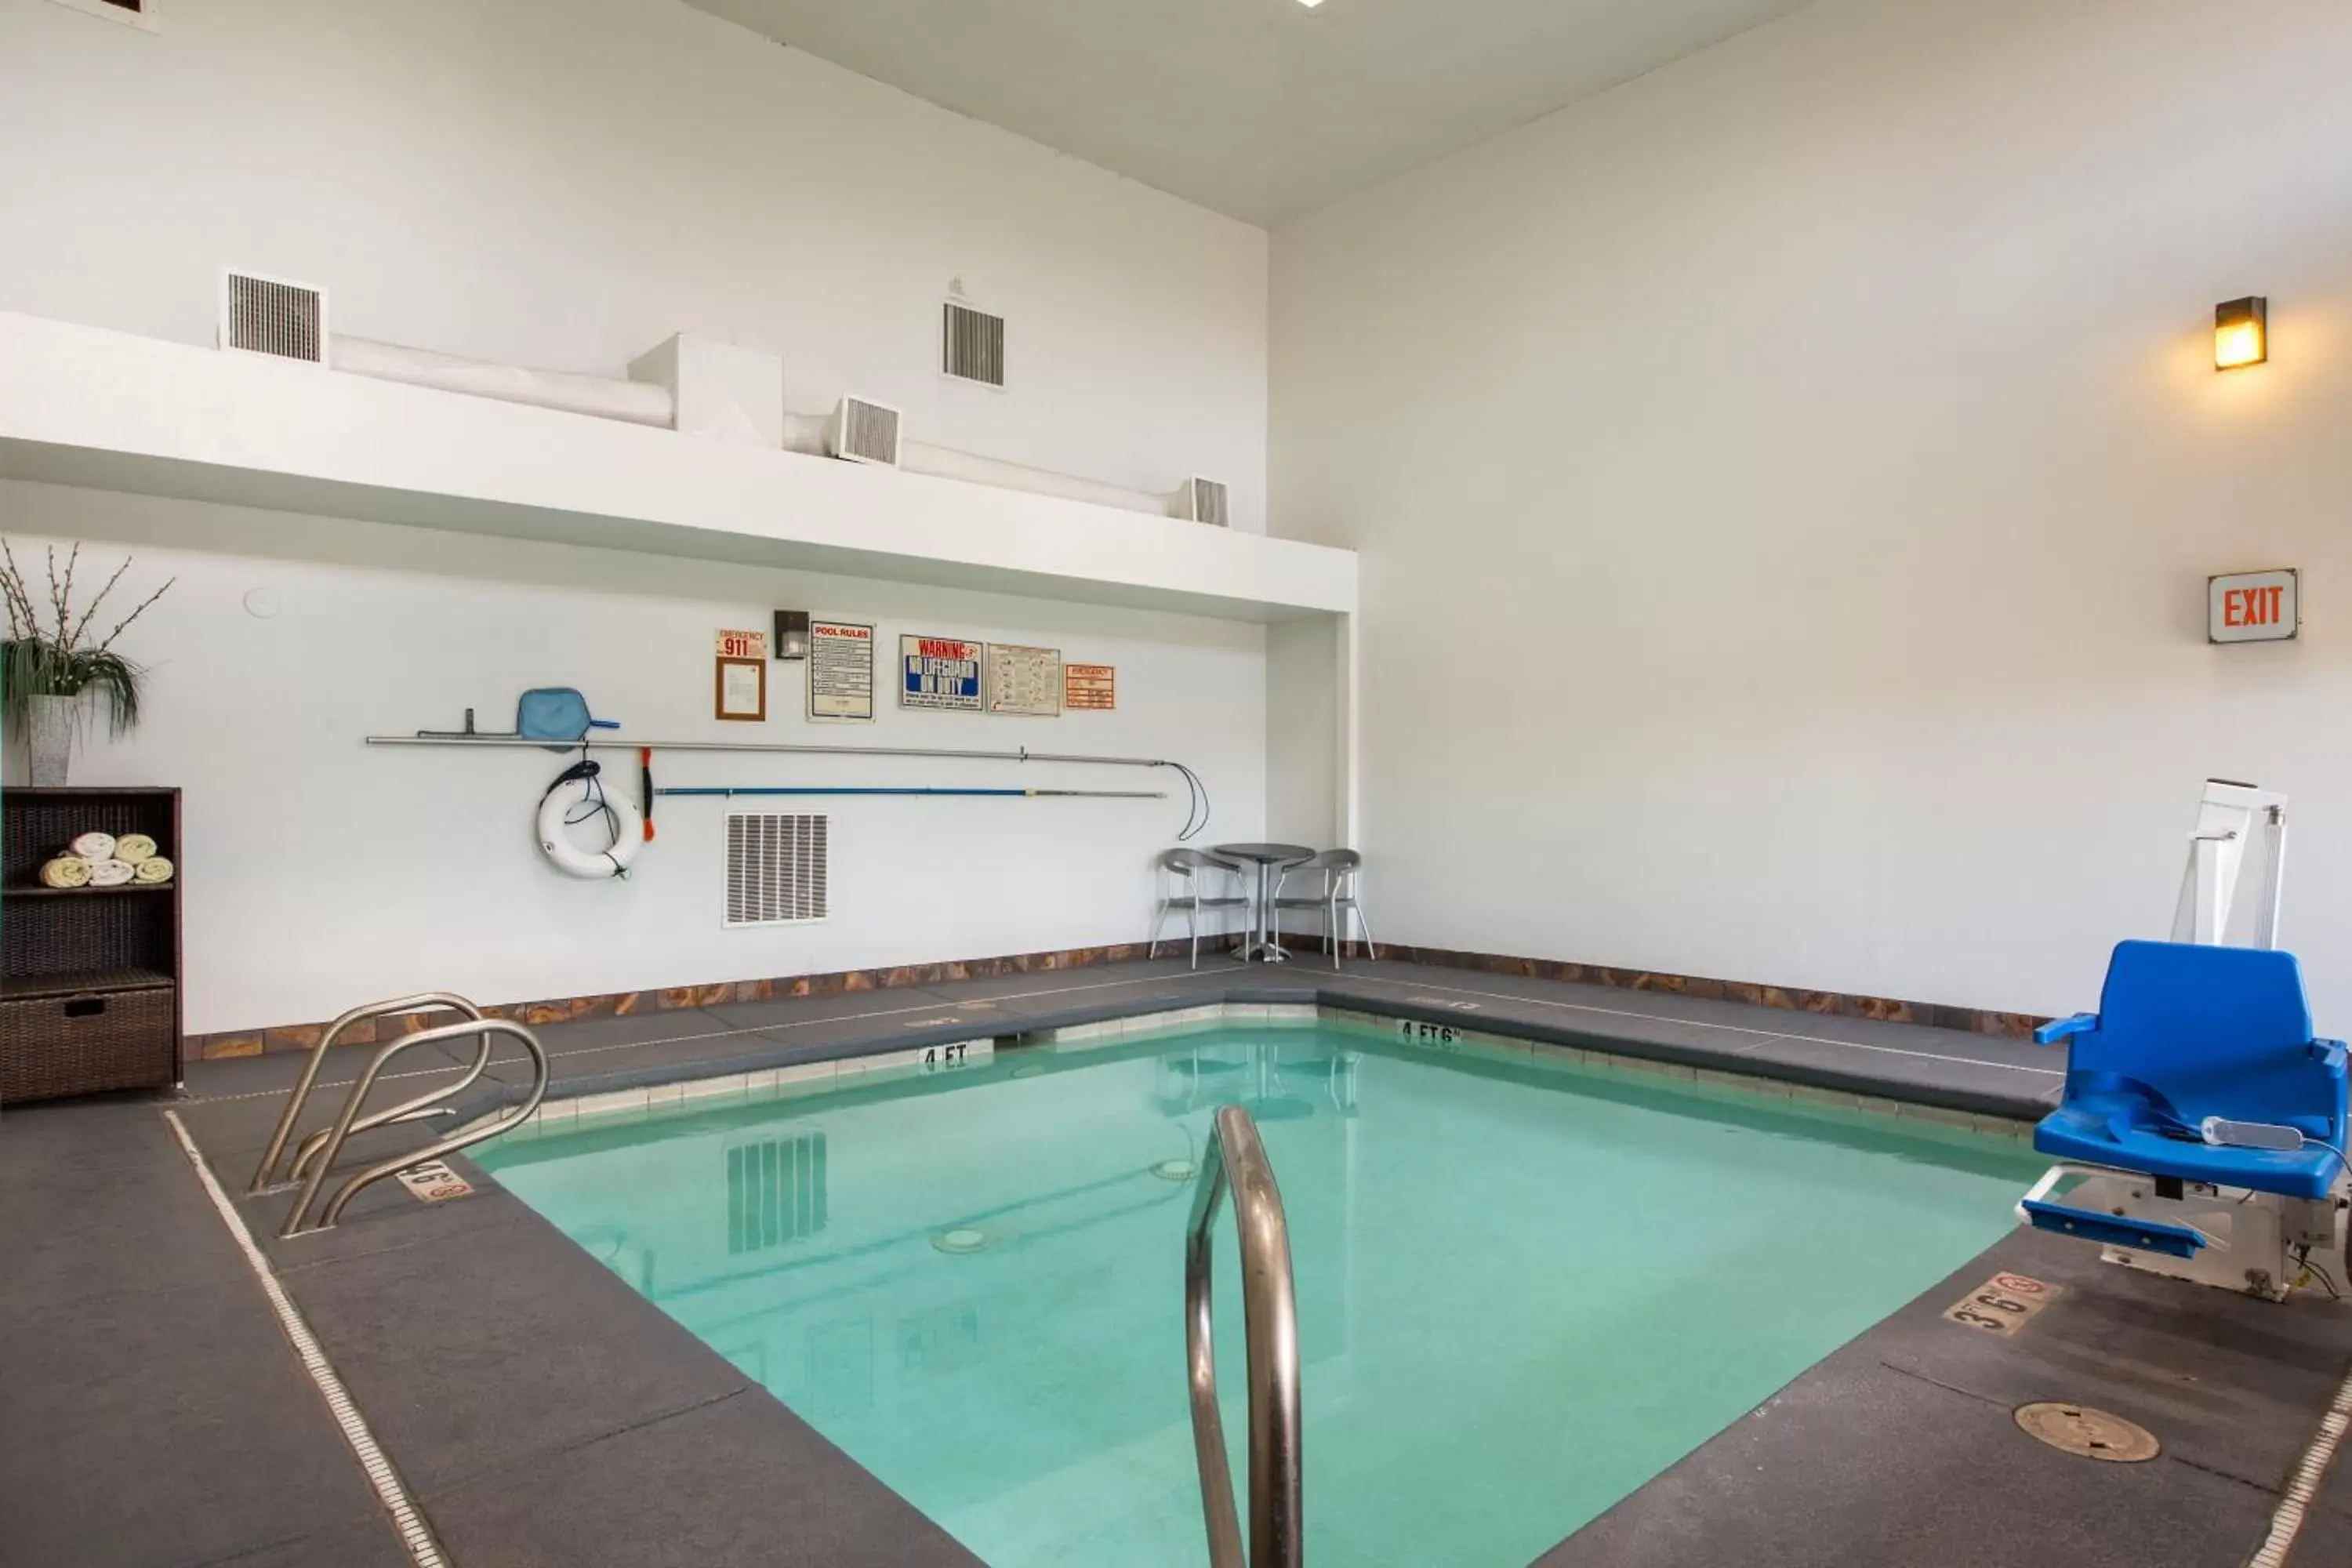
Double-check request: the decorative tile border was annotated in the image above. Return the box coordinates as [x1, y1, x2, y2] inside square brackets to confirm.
[191, 938, 2044, 1062]
[1374, 943, 2045, 1039]
[190, 938, 1221, 1061]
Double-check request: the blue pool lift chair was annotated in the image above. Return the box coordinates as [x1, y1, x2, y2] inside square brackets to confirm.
[2020, 939, 2349, 1294]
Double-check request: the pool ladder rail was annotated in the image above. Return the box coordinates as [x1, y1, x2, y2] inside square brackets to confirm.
[248, 992, 549, 1236]
[1186, 1104, 1305, 1568]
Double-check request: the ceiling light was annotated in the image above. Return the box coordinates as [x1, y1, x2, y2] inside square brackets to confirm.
[2215, 296, 2267, 371]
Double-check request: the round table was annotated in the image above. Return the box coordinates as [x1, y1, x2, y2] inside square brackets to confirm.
[1212, 842, 1316, 963]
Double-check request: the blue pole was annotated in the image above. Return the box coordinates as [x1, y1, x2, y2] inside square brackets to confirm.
[653, 786, 1163, 799]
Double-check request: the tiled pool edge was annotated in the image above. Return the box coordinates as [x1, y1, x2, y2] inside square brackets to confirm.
[506, 996, 2040, 1139]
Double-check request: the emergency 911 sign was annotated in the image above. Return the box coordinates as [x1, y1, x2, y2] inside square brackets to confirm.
[2209, 569, 2299, 644]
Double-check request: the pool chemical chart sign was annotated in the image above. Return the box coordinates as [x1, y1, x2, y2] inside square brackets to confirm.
[902, 635, 985, 711]
[1064, 662, 1116, 711]
[808, 620, 876, 721]
[988, 643, 1063, 716]
[2209, 568, 2298, 644]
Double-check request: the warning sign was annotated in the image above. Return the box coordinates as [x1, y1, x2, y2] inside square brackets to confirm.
[987, 643, 1062, 717]
[1064, 662, 1116, 711]
[394, 1159, 474, 1204]
[901, 635, 984, 712]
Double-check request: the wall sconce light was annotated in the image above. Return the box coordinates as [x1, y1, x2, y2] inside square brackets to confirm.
[2215, 296, 2267, 371]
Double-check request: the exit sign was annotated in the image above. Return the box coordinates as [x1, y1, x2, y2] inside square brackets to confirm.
[2209, 569, 2299, 644]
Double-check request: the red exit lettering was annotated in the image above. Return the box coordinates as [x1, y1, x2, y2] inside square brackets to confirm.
[2224, 586, 2286, 627]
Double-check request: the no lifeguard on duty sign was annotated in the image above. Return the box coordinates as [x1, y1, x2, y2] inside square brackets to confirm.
[2209, 568, 2299, 644]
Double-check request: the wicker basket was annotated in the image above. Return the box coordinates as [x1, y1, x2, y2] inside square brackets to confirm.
[0, 985, 176, 1104]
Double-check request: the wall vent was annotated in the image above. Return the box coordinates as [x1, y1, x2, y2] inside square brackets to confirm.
[1178, 477, 1230, 528]
[726, 1134, 827, 1253]
[826, 396, 901, 466]
[725, 812, 829, 926]
[220, 270, 325, 364]
[942, 300, 1006, 388]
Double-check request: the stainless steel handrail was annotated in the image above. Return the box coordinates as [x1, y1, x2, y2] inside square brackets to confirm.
[1185, 1104, 1304, 1568]
[247, 992, 489, 1195]
[280, 1017, 550, 1237]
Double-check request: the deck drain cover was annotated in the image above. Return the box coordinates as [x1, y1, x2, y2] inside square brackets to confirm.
[1151, 1159, 1198, 1183]
[2013, 1403, 2160, 1462]
[933, 1226, 990, 1255]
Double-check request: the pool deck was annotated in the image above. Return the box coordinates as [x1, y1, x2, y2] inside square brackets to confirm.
[4, 953, 2347, 1566]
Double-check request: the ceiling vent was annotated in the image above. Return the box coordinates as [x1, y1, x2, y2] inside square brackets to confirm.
[220, 270, 326, 364]
[826, 396, 901, 466]
[1177, 477, 1230, 528]
[942, 300, 1006, 388]
[725, 812, 829, 927]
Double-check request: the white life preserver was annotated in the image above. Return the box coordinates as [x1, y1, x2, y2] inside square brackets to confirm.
[537, 777, 644, 879]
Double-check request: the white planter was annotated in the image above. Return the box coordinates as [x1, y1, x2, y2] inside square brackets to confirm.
[25, 692, 81, 786]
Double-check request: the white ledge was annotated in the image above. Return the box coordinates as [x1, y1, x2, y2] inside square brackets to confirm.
[0, 311, 1354, 622]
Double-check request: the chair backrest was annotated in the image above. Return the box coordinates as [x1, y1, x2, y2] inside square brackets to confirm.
[2077, 939, 2337, 1131]
[1274, 848, 1357, 898]
[1159, 847, 1239, 885]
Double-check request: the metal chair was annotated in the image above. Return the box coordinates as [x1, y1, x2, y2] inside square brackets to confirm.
[1149, 848, 1250, 969]
[1270, 849, 1376, 970]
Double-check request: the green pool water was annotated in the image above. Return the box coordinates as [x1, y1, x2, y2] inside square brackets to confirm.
[476, 1023, 2042, 1566]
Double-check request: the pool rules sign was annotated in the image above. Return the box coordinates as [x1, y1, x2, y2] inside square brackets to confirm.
[2209, 569, 2299, 644]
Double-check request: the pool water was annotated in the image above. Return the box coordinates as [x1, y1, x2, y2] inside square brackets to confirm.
[477, 1024, 2042, 1566]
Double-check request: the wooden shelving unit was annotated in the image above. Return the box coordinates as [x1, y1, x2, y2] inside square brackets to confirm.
[1, 786, 182, 1102]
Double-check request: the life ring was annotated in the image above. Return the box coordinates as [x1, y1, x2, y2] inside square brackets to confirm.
[538, 775, 643, 879]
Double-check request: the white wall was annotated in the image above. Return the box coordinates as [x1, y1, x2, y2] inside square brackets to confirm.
[1272, 0, 2352, 1022]
[0, 481, 1265, 1033]
[0, 0, 1268, 528]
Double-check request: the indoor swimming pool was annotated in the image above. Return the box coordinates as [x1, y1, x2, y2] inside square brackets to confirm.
[476, 1022, 2045, 1566]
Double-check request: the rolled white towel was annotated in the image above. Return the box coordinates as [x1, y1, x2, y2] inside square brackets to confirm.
[113, 833, 158, 866]
[85, 858, 136, 887]
[132, 855, 174, 884]
[70, 831, 118, 861]
[40, 855, 91, 889]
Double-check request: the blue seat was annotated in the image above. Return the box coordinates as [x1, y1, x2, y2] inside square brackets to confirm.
[2031, 940, 2348, 1200]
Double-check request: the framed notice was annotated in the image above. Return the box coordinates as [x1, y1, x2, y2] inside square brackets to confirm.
[715, 656, 767, 721]
[901, 634, 985, 712]
[808, 619, 876, 722]
[987, 643, 1063, 717]
[1064, 662, 1116, 711]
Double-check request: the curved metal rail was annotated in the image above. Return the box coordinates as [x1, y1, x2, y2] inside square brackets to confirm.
[1185, 1105, 1304, 1568]
[281, 1018, 549, 1237]
[248, 993, 490, 1196]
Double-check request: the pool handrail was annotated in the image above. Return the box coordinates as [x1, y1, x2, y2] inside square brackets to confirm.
[280, 1016, 549, 1236]
[1185, 1103, 1305, 1568]
[247, 991, 489, 1195]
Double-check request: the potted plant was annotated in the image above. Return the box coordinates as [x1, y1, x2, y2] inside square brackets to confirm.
[1, 541, 173, 786]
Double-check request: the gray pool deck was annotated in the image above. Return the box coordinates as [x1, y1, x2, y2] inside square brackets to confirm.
[3, 953, 2347, 1566]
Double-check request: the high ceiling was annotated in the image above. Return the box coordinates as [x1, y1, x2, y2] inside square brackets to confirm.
[688, 0, 1810, 226]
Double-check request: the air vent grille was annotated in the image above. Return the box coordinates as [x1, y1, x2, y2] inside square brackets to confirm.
[725, 813, 829, 926]
[726, 1134, 827, 1253]
[942, 301, 1006, 387]
[221, 271, 325, 363]
[827, 397, 901, 466]
[1182, 477, 1231, 528]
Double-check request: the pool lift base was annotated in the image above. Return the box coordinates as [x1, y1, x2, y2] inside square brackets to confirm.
[2016, 1163, 2344, 1303]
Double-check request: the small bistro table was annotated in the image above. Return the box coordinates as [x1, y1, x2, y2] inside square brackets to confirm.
[1211, 842, 1316, 964]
